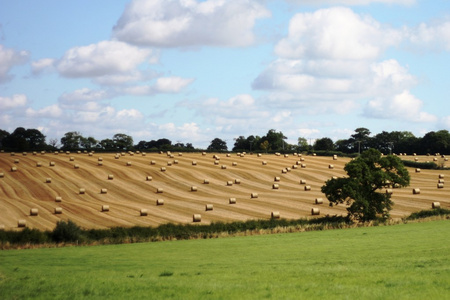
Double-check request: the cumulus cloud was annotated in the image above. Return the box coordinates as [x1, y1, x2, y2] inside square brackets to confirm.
[0, 94, 28, 110]
[274, 7, 400, 60]
[122, 76, 194, 95]
[0, 45, 29, 83]
[31, 58, 55, 75]
[59, 88, 110, 103]
[113, 0, 270, 47]
[26, 104, 64, 118]
[404, 21, 450, 52]
[285, 0, 415, 5]
[364, 90, 437, 122]
[55, 40, 153, 79]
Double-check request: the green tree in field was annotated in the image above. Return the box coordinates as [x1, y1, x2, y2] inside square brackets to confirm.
[321, 148, 410, 221]
[207, 138, 228, 152]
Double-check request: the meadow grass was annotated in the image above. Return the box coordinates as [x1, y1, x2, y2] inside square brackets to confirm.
[0, 220, 449, 299]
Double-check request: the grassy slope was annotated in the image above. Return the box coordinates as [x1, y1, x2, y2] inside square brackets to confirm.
[0, 220, 449, 299]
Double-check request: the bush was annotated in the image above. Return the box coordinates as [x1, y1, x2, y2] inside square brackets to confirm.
[406, 208, 450, 220]
[401, 160, 439, 169]
[51, 220, 83, 243]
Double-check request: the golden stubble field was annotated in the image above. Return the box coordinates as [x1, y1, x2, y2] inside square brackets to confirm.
[0, 151, 448, 231]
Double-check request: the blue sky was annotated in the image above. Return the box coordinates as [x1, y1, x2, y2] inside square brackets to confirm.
[1, 0, 449, 148]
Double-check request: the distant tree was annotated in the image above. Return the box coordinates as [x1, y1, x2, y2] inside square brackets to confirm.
[80, 136, 98, 150]
[113, 133, 133, 151]
[3, 127, 46, 151]
[0, 129, 9, 148]
[100, 138, 115, 151]
[260, 140, 270, 153]
[349, 127, 371, 153]
[314, 137, 334, 151]
[335, 139, 352, 154]
[420, 130, 450, 155]
[61, 131, 82, 150]
[297, 137, 309, 152]
[321, 149, 410, 221]
[48, 138, 59, 149]
[207, 138, 228, 152]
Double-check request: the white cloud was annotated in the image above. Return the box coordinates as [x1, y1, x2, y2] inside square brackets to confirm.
[59, 88, 110, 103]
[55, 40, 153, 79]
[274, 7, 400, 60]
[25, 104, 63, 118]
[113, 0, 270, 47]
[364, 90, 437, 122]
[404, 21, 450, 52]
[0, 94, 28, 110]
[31, 58, 55, 75]
[0, 45, 29, 83]
[153, 77, 194, 93]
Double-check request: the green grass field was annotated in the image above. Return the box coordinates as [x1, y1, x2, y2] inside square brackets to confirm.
[1, 220, 449, 299]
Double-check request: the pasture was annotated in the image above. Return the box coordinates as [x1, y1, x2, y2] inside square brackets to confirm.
[0, 220, 449, 299]
[0, 151, 448, 231]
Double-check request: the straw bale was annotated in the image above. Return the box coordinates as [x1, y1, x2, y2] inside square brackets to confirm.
[193, 214, 202, 222]
[101, 205, 109, 212]
[258, 153, 262, 157]
[300, 179, 306, 184]
[49, 161, 55, 166]
[191, 186, 198, 192]
[439, 174, 445, 179]
[232, 162, 237, 166]
[301, 164, 306, 168]
[30, 208, 39, 216]
[203, 179, 209, 184]
[329, 164, 334, 169]
[140, 209, 148, 216]
[70, 157, 75, 161]
[311, 208, 320, 215]
[74, 164, 79, 169]
[437, 183, 444, 189]
[156, 199, 164, 206]
[161, 167, 166, 172]
[271, 211, 280, 219]
[36, 162, 42, 167]
[315, 198, 323, 204]
[251, 193, 258, 198]
[229, 198, 236, 204]
[174, 160, 179, 164]
[54, 207, 63, 214]
[151, 160, 156, 165]
[281, 169, 287, 174]
[205, 204, 213, 211]
[438, 179, 444, 184]
[415, 168, 421, 173]
[146, 176, 153, 181]
[262, 161, 267, 165]
[98, 162, 103, 166]
[98, 157, 103, 161]
[292, 165, 298, 169]
[101, 188, 107, 194]
[221, 165, 227, 169]
[55, 196, 62, 202]
[304, 185, 311, 191]
[333, 155, 338, 160]
[18, 220, 26, 227]
[108, 174, 114, 180]
[235, 179, 241, 184]
[126, 161, 132, 166]
[272, 183, 279, 189]
[11, 166, 17, 172]
[432, 202, 441, 209]
[79, 188, 86, 194]
[46, 178, 52, 183]
[412, 188, 420, 194]
[274, 176, 280, 182]
[156, 188, 164, 193]
[14, 159, 19, 163]
[0, 173, 4, 178]
[192, 161, 197, 165]
[227, 181, 233, 186]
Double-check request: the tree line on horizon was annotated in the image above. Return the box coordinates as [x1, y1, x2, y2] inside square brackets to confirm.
[0, 127, 449, 156]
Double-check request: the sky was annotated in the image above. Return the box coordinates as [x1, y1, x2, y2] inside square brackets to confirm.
[1, 0, 450, 149]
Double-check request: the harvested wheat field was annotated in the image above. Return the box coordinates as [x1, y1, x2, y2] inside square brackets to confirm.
[0, 151, 448, 230]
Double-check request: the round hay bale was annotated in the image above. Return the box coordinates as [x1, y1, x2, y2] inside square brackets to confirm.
[98, 157, 103, 161]
[79, 188, 86, 194]
[437, 183, 444, 189]
[54, 207, 63, 214]
[311, 208, 320, 215]
[301, 163, 306, 168]
[251, 193, 258, 199]
[286, 167, 291, 172]
[273, 183, 280, 189]
[160, 167, 166, 172]
[257, 153, 262, 157]
[49, 161, 55, 166]
[262, 161, 267, 165]
[193, 214, 202, 222]
[101, 205, 109, 212]
[156, 199, 164, 206]
[167, 161, 172, 166]
[36, 162, 42, 167]
[221, 165, 227, 169]
[329, 164, 334, 169]
[156, 187, 164, 193]
[98, 162, 103, 166]
[126, 161, 132, 166]
[146, 176, 153, 181]
[229, 197, 236, 204]
[438, 179, 444, 184]
[274, 176, 281, 182]
[433, 157, 438, 161]
[74, 164, 79, 169]
[0, 172, 4, 178]
[18, 220, 26, 228]
[292, 165, 298, 169]
[281, 169, 287, 174]
[414, 157, 419, 161]
[412, 188, 420, 194]
[315, 198, 323, 204]
[0, 224, 5, 230]
[202, 152, 206, 156]
[55, 196, 62, 202]
[101, 188, 107, 194]
[227, 154, 231, 157]
[415, 168, 421, 173]
[304, 185, 311, 191]
[205, 204, 213, 211]
[11, 166, 17, 172]
[271, 211, 280, 219]
[300, 179, 306, 184]
[14, 159, 19, 163]
[174, 160, 178, 164]
[203, 179, 209, 184]
[70, 157, 75, 161]
[232, 162, 238, 166]
[432, 202, 441, 209]
[192, 161, 197, 165]
[191, 186, 198, 192]
[332, 176, 338, 180]
[333, 155, 338, 160]
[235, 179, 241, 184]
[30, 208, 39, 216]
[439, 174, 445, 179]
[108, 174, 114, 180]
[226, 181, 233, 186]
[178, 153, 182, 156]
[46, 178, 52, 183]
[300, 157, 305, 161]
[140, 209, 148, 216]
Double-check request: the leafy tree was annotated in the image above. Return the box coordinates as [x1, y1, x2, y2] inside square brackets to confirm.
[349, 127, 371, 153]
[0, 129, 9, 148]
[61, 131, 82, 150]
[260, 140, 270, 153]
[100, 138, 115, 151]
[314, 137, 334, 151]
[207, 138, 228, 152]
[2, 127, 46, 151]
[297, 137, 309, 152]
[113, 133, 133, 151]
[80, 136, 98, 149]
[321, 148, 410, 221]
